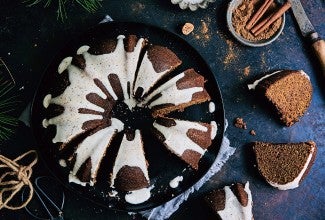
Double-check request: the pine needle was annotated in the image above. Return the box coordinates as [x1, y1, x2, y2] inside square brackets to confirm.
[0, 63, 19, 143]
[24, 0, 102, 22]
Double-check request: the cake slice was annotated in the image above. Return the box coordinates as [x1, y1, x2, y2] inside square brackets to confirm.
[204, 182, 253, 220]
[67, 118, 124, 186]
[133, 45, 182, 99]
[248, 70, 312, 126]
[152, 117, 214, 170]
[124, 35, 147, 99]
[139, 68, 211, 117]
[110, 130, 150, 191]
[253, 141, 317, 190]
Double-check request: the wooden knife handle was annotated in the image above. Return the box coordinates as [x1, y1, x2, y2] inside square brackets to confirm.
[310, 33, 325, 79]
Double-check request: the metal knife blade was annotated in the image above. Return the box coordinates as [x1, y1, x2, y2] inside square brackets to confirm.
[288, 0, 315, 37]
[288, 0, 325, 78]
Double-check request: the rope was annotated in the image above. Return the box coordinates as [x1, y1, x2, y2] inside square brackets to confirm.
[0, 150, 38, 210]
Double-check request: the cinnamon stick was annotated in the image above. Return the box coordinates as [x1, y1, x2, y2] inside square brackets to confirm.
[251, 13, 274, 33]
[252, 1, 291, 36]
[246, 0, 274, 30]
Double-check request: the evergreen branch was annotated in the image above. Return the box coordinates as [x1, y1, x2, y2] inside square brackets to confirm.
[0, 62, 19, 143]
[23, 0, 102, 22]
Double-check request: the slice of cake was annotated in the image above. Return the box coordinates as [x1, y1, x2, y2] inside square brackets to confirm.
[152, 117, 213, 170]
[253, 141, 317, 190]
[110, 130, 150, 191]
[67, 118, 124, 186]
[124, 35, 147, 99]
[139, 68, 211, 117]
[133, 45, 182, 99]
[248, 70, 312, 126]
[204, 182, 253, 220]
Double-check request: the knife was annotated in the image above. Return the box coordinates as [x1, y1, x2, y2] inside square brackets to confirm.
[288, 0, 325, 77]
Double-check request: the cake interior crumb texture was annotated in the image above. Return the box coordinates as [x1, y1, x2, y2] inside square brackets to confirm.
[253, 141, 317, 185]
[260, 70, 312, 126]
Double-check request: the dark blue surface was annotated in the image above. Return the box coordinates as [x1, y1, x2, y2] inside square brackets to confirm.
[0, 0, 324, 219]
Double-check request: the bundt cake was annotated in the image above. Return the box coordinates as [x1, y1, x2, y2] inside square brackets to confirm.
[253, 141, 317, 190]
[248, 70, 312, 126]
[204, 182, 253, 220]
[41, 34, 216, 204]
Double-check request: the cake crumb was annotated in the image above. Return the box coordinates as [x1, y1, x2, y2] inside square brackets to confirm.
[182, 23, 194, 35]
[234, 117, 247, 129]
[250, 129, 256, 136]
[244, 66, 251, 76]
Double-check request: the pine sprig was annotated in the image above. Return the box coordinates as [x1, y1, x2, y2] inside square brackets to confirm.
[0, 65, 19, 143]
[24, 0, 102, 22]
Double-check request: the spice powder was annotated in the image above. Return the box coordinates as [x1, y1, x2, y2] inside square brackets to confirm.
[232, 0, 283, 41]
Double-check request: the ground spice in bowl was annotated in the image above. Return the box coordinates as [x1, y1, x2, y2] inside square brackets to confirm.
[232, 0, 283, 41]
[226, 0, 288, 46]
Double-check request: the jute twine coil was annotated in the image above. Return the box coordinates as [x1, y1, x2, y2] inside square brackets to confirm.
[0, 150, 38, 210]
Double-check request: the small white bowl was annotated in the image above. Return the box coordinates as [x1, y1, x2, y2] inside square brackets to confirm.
[227, 0, 285, 47]
[171, 0, 216, 11]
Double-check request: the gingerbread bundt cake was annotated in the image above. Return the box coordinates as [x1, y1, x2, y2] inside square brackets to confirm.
[248, 70, 312, 126]
[41, 34, 217, 204]
[253, 141, 317, 190]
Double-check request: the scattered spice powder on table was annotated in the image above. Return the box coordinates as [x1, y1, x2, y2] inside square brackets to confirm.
[244, 66, 251, 76]
[232, 0, 283, 41]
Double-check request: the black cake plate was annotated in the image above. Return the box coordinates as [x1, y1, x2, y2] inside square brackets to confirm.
[31, 22, 225, 212]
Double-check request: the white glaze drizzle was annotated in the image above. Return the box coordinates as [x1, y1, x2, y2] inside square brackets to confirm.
[77, 45, 90, 55]
[43, 62, 107, 143]
[69, 118, 124, 186]
[169, 176, 183, 188]
[133, 51, 171, 97]
[59, 159, 67, 167]
[125, 187, 151, 204]
[126, 38, 145, 98]
[299, 70, 310, 80]
[111, 130, 149, 187]
[139, 71, 203, 108]
[247, 71, 280, 90]
[218, 182, 253, 220]
[44, 35, 144, 143]
[248, 70, 310, 90]
[43, 94, 52, 108]
[77, 36, 145, 109]
[153, 119, 208, 156]
[58, 57, 72, 74]
[269, 146, 315, 190]
[210, 121, 217, 139]
[80, 35, 127, 101]
[209, 102, 215, 113]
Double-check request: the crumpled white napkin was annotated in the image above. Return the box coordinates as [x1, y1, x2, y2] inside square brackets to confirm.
[139, 120, 234, 219]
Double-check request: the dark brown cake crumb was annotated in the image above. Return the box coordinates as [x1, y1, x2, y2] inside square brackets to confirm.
[250, 129, 256, 136]
[234, 117, 247, 129]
